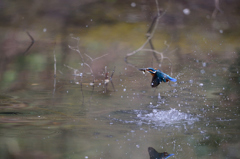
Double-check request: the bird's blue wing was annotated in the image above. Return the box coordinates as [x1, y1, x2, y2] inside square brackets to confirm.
[163, 73, 177, 82]
[165, 154, 174, 158]
[151, 74, 161, 87]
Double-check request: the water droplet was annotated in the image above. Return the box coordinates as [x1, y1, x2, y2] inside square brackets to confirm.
[123, 88, 126, 92]
[136, 145, 140, 148]
[202, 62, 207, 67]
[158, 93, 161, 99]
[183, 8, 190, 15]
[43, 28, 47, 32]
[200, 69, 205, 74]
[131, 2, 136, 7]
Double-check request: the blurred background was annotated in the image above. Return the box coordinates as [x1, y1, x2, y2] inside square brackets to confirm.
[0, 0, 240, 158]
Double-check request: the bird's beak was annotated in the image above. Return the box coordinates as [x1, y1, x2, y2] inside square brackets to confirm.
[139, 68, 147, 72]
[139, 68, 147, 74]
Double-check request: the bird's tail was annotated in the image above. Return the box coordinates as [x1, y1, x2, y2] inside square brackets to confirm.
[165, 74, 177, 82]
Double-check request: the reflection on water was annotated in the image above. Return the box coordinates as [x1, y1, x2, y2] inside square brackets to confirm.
[148, 147, 174, 159]
[1, 0, 240, 159]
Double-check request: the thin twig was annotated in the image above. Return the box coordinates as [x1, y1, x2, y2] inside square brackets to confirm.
[53, 49, 57, 96]
[124, 1, 167, 69]
[93, 53, 108, 61]
[24, 31, 34, 55]
[84, 53, 93, 61]
[84, 53, 108, 61]
[110, 66, 116, 79]
[68, 45, 84, 62]
[54, 50, 56, 78]
[64, 64, 79, 72]
[83, 63, 95, 82]
[212, 0, 223, 18]
[68, 36, 85, 63]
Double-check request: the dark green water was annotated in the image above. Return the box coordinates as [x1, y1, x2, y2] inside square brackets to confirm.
[0, 0, 240, 159]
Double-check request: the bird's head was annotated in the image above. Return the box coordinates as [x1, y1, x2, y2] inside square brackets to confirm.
[146, 67, 157, 74]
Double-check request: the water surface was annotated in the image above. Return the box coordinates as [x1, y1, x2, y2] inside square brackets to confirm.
[0, 0, 240, 159]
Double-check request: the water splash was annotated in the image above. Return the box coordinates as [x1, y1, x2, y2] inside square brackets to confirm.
[136, 108, 199, 126]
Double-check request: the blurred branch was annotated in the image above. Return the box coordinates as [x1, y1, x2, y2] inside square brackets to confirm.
[24, 31, 34, 55]
[54, 50, 56, 78]
[68, 36, 111, 83]
[53, 49, 56, 95]
[212, 0, 223, 18]
[84, 53, 108, 61]
[104, 66, 116, 93]
[68, 37, 84, 62]
[124, 0, 169, 70]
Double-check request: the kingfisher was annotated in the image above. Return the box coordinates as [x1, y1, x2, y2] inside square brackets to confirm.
[139, 67, 177, 87]
[148, 147, 174, 159]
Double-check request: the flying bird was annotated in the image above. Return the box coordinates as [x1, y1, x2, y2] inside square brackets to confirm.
[139, 67, 177, 87]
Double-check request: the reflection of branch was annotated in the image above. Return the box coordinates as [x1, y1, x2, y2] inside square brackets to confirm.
[24, 31, 34, 55]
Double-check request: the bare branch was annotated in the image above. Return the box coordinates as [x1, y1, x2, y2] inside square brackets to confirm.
[54, 50, 56, 78]
[212, 0, 223, 18]
[93, 53, 108, 61]
[125, 1, 167, 69]
[83, 63, 95, 82]
[84, 53, 108, 62]
[24, 31, 34, 55]
[84, 53, 93, 61]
